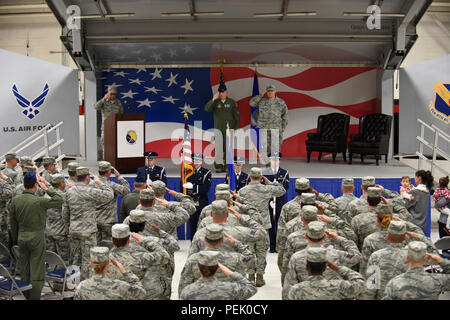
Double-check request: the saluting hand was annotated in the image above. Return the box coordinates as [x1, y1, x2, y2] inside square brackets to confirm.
[131, 232, 144, 243]
[0, 172, 7, 180]
[155, 197, 169, 207]
[92, 175, 101, 185]
[110, 259, 126, 274]
[218, 263, 233, 277]
[166, 187, 178, 197]
[228, 207, 242, 220]
[326, 261, 339, 272]
[223, 232, 235, 246]
[113, 167, 120, 178]
[147, 221, 160, 233]
[325, 230, 338, 241]
[213, 92, 220, 100]
[38, 180, 48, 192]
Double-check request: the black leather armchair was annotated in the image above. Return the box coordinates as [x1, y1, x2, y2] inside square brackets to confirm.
[348, 113, 392, 166]
[305, 113, 350, 163]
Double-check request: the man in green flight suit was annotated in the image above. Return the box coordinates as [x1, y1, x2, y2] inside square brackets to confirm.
[205, 83, 240, 173]
[94, 85, 124, 159]
[8, 172, 64, 300]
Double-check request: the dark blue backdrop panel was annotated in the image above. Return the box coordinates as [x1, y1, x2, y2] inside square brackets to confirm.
[112, 176, 423, 240]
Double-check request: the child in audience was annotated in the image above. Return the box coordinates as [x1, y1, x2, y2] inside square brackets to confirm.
[400, 176, 414, 200]
[433, 176, 450, 229]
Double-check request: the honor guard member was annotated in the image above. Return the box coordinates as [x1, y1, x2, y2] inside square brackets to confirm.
[41, 157, 60, 183]
[74, 246, 146, 300]
[262, 152, 289, 253]
[94, 85, 124, 159]
[0, 171, 14, 246]
[96, 161, 130, 242]
[383, 241, 450, 300]
[180, 251, 257, 300]
[136, 151, 167, 185]
[225, 156, 250, 192]
[2, 153, 21, 185]
[67, 162, 80, 184]
[119, 172, 147, 223]
[9, 172, 64, 299]
[249, 85, 288, 161]
[204, 83, 240, 173]
[186, 153, 212, 239]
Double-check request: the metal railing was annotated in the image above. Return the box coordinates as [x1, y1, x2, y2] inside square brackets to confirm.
[416, 118, 449, 178]
[0, 122, 65, 172]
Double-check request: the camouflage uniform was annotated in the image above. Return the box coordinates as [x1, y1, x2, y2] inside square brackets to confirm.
[0, 176, 14, 246]
[95, 162, 130, 242]
[74, 246, 146, 300]
[63, 167, 114, 280]
[383, 241, 450, 300]
[179, 251, 257, 300]
[94, 85, 123, 159]
[287, 247, 365, 300]
[282, 222, 361, 299]
[2, 155, 20, 186]
[41, 157, 61, 184]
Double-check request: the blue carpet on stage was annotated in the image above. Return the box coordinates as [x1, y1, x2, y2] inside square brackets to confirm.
[113, 176, 431, 239]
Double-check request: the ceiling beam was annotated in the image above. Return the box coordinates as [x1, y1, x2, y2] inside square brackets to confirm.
[280, 0, 289, 21]
[188, 0, 197, 21]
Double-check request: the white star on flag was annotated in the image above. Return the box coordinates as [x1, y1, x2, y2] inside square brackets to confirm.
[103, 68, 113, 72]
[179, 103, 197, 115]
[129, 78, 144, 85]
[135, 67, 147, 73]
[168, 49, 177, 57]
[165, 72, 178, 87]
[121, 89, 138, 99]
[150, 68, 162, 80]
[181, 78, 194, 94]
[136, 98, 155, 109]
[151, 53, 162, 62]
[162, 96, 180, 104]
[113, 71, 129, 77]
[183, 45, 193, 53]
[144, 86, 162, 94]
[104, 82, 123, 88]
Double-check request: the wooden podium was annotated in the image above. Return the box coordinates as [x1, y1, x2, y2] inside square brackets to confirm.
[104, 113, 146, 172]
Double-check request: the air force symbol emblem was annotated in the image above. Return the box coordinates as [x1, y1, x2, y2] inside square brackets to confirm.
[12, 83, 49, 120]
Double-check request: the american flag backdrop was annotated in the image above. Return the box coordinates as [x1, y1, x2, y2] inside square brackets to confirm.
[101, 65, 377, 158]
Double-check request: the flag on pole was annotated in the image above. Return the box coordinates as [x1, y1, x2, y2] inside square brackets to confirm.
[181, 110, 193, 239]
[250, 70, 261, 157]
[225, 124, 236, 192]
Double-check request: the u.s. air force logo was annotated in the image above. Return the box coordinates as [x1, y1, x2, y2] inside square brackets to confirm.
[126, 130, 137, 145]
[428, 82, 449, 124]
[12, 83, 49, 120]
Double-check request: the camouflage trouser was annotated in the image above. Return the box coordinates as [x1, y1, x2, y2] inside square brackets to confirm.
[71, 233, 97, 280]
[143, 274, 172, 300]
[260, 129, 283, 162]
[277, 252, 284, 273]
[248, 230, 269, 274]
[0, 212, 8, 247]
[46, 234, 71, 266]
[97, 223, 113, 243]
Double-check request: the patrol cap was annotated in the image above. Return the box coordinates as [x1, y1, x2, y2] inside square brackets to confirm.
[23, 172, 37, 185]
[250, 167, 262, 178]
[144, 151, 158, 160]
[135, 173, 147, 183]
[268, 152, 282, 159]
[76, 167, 90, 176]
[388, 220, 406, 235]
[111, 224, 130, 239]
[408, 241, 427, 261]
[362, 176, 376, 187]
[306, 221, 326, 240]
[367, 187, 382, 198]
[140, 189, 155, 200]
[216, 190, 231, 201]
[205, 223, 224, 241]
[67, 162, 80, 172]
[234, 156, 245, 164]
[20, 156, 33, 166]
[342, 178, 354, 187]
[218, 84, 227, 93]
[192, 153, 203, 163]
[211, 200, 228, 216]
[4, 153, 19, 161]
[302, 205, 319, 221]
[98, 161, 112, 171]
[22, 166, 36, 174]
[42, 157, 56, 166]
[107, 85, 117, 94]
[376, 203, 393, 215]
[198, 251, 220, 267]
[129, 209, 146, 223]
[295, 178, 310, 191]
[215, 184, 230, 192]
[90, 246, 109, 263]
[152, 180, 166, 195]
[266, 84, 276, 91]
[301, 193, 316, 205]
[306, 246, 327, 263]
[50, 174, 65, 184]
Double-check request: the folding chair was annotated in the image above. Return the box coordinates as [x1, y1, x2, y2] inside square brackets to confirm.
[434, 236, 450, 260]
[44, 250, 68, 299]
[0, 264, 32, 300]
[0, 242, 13, 273]
[98, 240, 113, 249]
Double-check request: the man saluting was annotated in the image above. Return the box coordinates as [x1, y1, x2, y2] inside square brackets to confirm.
[136, 151, 167, 185]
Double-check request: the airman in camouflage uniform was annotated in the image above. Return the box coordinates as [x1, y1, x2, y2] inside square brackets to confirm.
[15, 156, 33, 185]
[249, 85, 288, 158]
[63, 167, 114, 280]
[282, 221, 361, 299]
[198, 184, 231, 224]
[383, 241, 450, 300]
[0, 172, 14, 246]
[45, 174, 70, 264]
[178, 224, 255, 296]
[74, 246, 146, 300]
[95, 161, 130, 242]
[67, 162, 80, 184]
[179, 251, 257, 300]
[2, 153, 21, 186]
[41, 157, 60, 184]
[13, 166, 46, 197]
[334, 178, 358, 222]
[94, 85, 123, 159]
[106, 224, 172, 300]
[287, 246, 365, 300]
